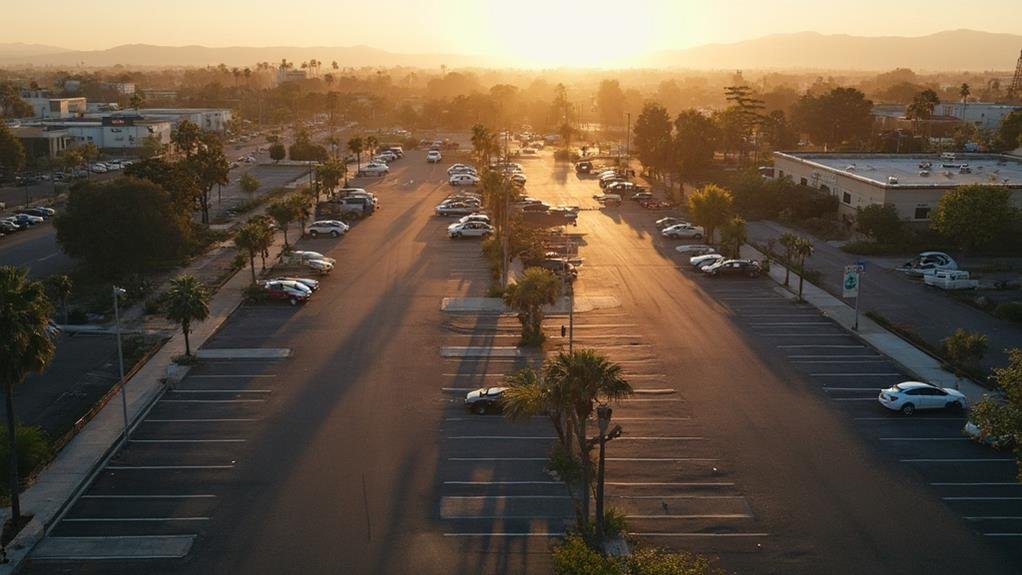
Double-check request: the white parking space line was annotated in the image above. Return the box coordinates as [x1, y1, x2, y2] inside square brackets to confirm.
[443, 481, 561, 486]
[933, 483, 1020, 486]
[144, 418, 258, 423]
[811, 373, 901, 376]
[188, 375, 277, 379]
[161, 399, 266, 403]
[607, 458, 719, 462]
[106, 465, 235, 470]
[606, 482, 734, 487]
[443, 533, 565, 537]
[778, 345, 865, 349]
[128, 439, 246, 444]
[879, 437, 970, 441]
[81, 494, 216, 499]
[63, 517, 210, 522]
[945, 497, 1022, 501]
[627, 514, 752, 519]
[632, 533, 769, 537]
[448, 457, 547, 461]
[169, 389, 272, 394]
[901, 458, 1015, 463]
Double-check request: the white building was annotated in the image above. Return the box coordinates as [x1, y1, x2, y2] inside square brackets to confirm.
[136, 108, 233, 132]
[935, 102, 1021, 131]
[772, 152, 1022, 222]
[40, 116, 172, 152]
[19, 89, 87, 119]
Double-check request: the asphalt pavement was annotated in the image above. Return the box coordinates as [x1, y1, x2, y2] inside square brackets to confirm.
[22, 150, 1020, 575]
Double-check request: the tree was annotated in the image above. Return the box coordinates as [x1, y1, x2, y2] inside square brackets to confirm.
[0, 83, 33, 118]
[960, 83, 971, 119]
[632, 103, 672, 178]
[55, 177, 192, 277]
[46, 274, 73, 325]
[234, 223, 265, 285]
[0, 123, 27, 173]
[906, 89, 940, 121]
[792, 87, 873, 148]
[596, 79, 625, 129]
[365, 135, 379, 159]
[718, 216, 747, 259]
[779, 232, 799, 287]
[856, 203, 904, 243]
[288, 191, 314, 237]
[968, 348, 1022, 478]
[687, 184, 733, 244]
[315, 159, 345, 195]
[129, 92, 145, 111]
[0, 266, 56, 523]
[503, 267, 560, 346]
[347, 136, 364, 168]
[269, 142, 286, 162]
[470, 124, 497, 167]
[164, 275, 210, 357]
[674, 110, 720, 177]
[171, 119, 202, 158]
[994, 110, 1022, 151]
[267, 199, 298, 246]
[124, 157, 200, 211]
[941, 328, 988, 377]
[139, 135, 166, 160]
[557, 122, 576, 149]
[930, 185, 1016, 251]
[239, 173, 260, 198]
[186, 132, 230, 225]
[793, 236, 815, 301]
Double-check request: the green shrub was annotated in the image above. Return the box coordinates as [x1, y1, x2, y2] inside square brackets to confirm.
[0, 425, 53, 491]
[994, 302, 1022, 324]
[624, 545, 725, 575]
[602, 508, 628, 538]
[172, 353, 200, 366]
[547, 443, 582, 486]
[553, 534, 617, 575]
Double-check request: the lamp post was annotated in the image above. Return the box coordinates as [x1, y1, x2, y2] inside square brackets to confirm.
[112, 286, 129, 442]
[568, 238, 575, 354]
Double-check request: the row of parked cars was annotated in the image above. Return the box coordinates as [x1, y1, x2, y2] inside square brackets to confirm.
[1, 206, 55, 237]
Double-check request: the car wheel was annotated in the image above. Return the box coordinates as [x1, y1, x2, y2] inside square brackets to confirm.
[310, 230, 319, 238]
[900, 403, 915, 416]
[289, 297, 298, 306]
[749, 271, 760, 278]
[331, 231, 339, 238]
[693, 234, 703, 239]
[948, 400, 964, 411]
[473, 404, 487, 415]
[453, 232, 462, 238]
[668, 234, 678, 239]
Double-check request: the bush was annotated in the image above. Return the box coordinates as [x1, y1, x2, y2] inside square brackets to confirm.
[547, 443, 582, 486]
[553, 534, 617, 575]
[172, 353, 200, 365]
[994, 302, 1022, 324]
[552, 535, 724, 575]
[0, 425, 53, 491]
[602, 508, 627, 538]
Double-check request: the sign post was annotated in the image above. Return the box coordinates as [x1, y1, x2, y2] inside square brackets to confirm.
[843, 264, 864, 330]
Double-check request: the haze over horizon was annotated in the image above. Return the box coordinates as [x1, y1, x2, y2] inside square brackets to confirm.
[8, 0, 1022, 68]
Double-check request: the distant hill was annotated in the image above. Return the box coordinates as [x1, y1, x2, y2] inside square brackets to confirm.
[0, 42, 70, 59]
[0, 43, 484, 69]
[638, 30, 1022, 71]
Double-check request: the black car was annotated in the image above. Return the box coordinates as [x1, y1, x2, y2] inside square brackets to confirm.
[521, 202, 551, 213]
[575, 161, 593, 174]
[704, 259, 762, 278]
[465, 387, 507, 414]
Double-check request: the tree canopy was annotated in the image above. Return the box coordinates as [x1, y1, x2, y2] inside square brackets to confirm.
[791, 87, 874, 148]
[930, 185, 1017, 251]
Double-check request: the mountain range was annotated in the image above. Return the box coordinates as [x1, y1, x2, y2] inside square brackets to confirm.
[0, 30, 1019, 70]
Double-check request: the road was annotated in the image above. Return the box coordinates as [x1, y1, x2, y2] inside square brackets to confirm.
[23, 150, 1019, 574]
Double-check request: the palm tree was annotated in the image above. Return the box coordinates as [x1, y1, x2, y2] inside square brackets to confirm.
[544, 349, 632, 530]
[793, 237, 815, 301]
[347, 136, 364, 170]
[365, 135, 379, 160]
[234, 223, 264, 285]
[719, 216, 747, 259]
[470, 124, 494, 167]
[268, 200, 298, 247]
[164, 275, 210, 357]
[960, 83, 971, 122]
[503, 267, 561, 346]
[0, 266, 56, 523]
[687, 184, 733, 244]
[778, 232, 798, 287]
[46, 274, 73, 325]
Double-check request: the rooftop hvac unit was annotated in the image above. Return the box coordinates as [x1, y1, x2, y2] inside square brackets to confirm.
[887, 176, 898, 184]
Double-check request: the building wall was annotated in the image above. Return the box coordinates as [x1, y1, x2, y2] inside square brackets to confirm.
[59, 121, 171, 151]
[935, 102, 1021, 130]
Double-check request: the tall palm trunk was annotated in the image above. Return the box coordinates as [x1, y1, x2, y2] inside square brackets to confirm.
[575, 416, 590, 531]
[5, 385, 21, 522]
[182, 320, 192, 356]
[248, 253, 257, 285]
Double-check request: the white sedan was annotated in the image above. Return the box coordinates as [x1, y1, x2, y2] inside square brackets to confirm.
[358, 163, 389, 176]
[675, 244, 717, 255]
[447, 163, 476, 174]
[459, 214, 491, 225]
[878, 381, 968, 415]
[308, 220, 350, 238]
[427, 150, 442, 163]
[661, 224, 704, 239]
[448, 221, 494, 238]
[449, 173, 480, 186]
[689, 253, 724, 269]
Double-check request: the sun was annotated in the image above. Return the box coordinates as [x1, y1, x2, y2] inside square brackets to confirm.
[488, 0, 656, 68]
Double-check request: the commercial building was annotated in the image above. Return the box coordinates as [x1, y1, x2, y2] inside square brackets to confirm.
[38, 115, 172, 152]
[9, 126, 74, 160]
[936, 102, 1021, 131]
[19, 89, 87, 119]
[136, 108, 232, 132]
[772, 152, 1022, 222]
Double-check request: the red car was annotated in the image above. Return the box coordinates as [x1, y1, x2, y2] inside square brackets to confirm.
[263, 280, 312, 306]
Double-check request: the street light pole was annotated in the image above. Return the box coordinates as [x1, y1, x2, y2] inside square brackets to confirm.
[568, 237, 575, 354]
[112, 286, 128, 442]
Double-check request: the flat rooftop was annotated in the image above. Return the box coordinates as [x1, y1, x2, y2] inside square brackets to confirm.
[775, 153, 1022, 188]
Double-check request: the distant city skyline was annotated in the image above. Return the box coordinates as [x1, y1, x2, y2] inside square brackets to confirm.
[7, 0, 1022, 67]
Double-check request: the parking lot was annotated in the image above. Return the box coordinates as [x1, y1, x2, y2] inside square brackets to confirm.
[691, 273, 1022, 563]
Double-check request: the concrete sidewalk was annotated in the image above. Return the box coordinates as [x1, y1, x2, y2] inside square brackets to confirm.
[0, 235, 283, 573]
[741, 243, 991, 404]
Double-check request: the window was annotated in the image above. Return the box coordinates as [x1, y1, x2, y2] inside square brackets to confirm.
[842, 192, 851, 205]
[800, 177, 808, 186]
[820, 185, 830, 194]
[914, 206, 931, 220]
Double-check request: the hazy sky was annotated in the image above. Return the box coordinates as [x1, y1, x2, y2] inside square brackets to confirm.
[10, 0, 1022, 67]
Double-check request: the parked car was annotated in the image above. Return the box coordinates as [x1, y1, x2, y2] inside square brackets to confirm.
[575, 161, 594, 174]
[521, 202, 551, 213]
[448, 221, 495, 238]
[509, 173, 527, 186]
[280, 251, 335, 274]
[449, 173, 480, 186]
[593, 193, 622, 206]
[923, 269, 978, 290]
[631, 191, 654, 201]
[464, 387, 507, 414]
[12, 213, 44, 226]
[675, 244, 716, 255]
[458, 214, 491, 225]
[606, 181, 644, 195]
[426, 150, 442, 163]
[20, 207, 54, 219]
[704, 259, 762, 278]
[656, 217, 686, 230]
[897, 251, 958, 277]
[878, 381, 967, 415]
[0, 219, 22, 233]
[270, 277, 320, 291]
[447, 163, 476, 174]
[308, 220, 350, 238]
[436, 203, 477, 216]
[689, 253, 725, 269]
[357, 163, 389, 177]
[262, 280, 312, 306]
[599, 176, 628, 189]
[661, 223, 704, 239]
[89, 163, 108, 173]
